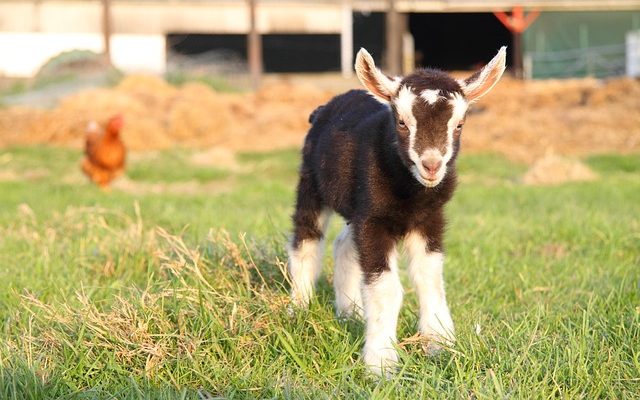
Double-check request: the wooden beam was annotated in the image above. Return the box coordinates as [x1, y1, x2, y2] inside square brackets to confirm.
[101, 0, 112, 65]
[341, 0, 354, 78]
[385, 0, 402, 75]
[248, 0, 262, 89]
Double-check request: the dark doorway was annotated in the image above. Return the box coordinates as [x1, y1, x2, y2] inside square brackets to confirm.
[167, 33, 341, 73]
[353, 12, 385, 66]
[409, 13, 511, 70]
[167, 33, 247, 73]
[262, 34, 340, 72]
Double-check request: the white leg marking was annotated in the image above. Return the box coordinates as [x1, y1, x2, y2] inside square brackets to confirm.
[288, 209, 332, 308]
[362, 247, 403, 376]
[333, 224, 363, 318]
[405, 232, 455, 353]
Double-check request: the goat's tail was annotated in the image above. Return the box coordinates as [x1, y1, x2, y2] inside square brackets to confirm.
[308, 105, 325, 124]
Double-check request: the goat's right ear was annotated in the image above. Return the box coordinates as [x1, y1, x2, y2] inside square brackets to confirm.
[355, 48, 401, 103]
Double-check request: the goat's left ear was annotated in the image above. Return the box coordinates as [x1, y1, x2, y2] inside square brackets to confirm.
[460, 46, 507, 103]
[355, 48, 401, 103]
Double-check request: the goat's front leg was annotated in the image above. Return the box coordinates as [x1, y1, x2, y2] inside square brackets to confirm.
[355, 222, 403, 376]
[405, 230, 455, 353]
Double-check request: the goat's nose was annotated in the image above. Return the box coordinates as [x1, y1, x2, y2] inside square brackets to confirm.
[422, 159, 442, 175]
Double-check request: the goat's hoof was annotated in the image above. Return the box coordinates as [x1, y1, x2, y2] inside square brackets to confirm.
[419, 333, 455, 356]
[287, 293, 311, 317]
[362, 346, 398, 377]
[335, 304, 363, 321]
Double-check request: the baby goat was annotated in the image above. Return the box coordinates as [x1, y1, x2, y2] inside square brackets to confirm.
[288, 47, 506, 375]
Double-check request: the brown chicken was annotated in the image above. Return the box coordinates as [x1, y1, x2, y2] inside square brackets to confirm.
[81, 114, 126, 189]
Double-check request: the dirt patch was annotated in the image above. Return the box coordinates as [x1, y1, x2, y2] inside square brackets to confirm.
[540, 243, 568, 259]
[0, 168, 50, 182]
[189, 147, 241, 171]
[1, 74, 639, 162]
[111, 176, 235, 196]
[522, 155, 598, 185]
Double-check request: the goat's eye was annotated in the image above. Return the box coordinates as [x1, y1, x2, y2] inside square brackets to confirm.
[398, 119, 407, 129]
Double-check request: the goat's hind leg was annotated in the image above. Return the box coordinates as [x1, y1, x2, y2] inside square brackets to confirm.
[333, 224, 363, 318]
[288, 173, 332, 308]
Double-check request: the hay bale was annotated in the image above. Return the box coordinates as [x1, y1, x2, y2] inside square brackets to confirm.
[523, 155, 597, 185]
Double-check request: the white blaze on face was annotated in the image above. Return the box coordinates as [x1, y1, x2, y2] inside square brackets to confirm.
[394, 86, 424, 185]
[420, 89, 441, 105]
[417, 92, 468, 187]
[443, 92, 468, 169]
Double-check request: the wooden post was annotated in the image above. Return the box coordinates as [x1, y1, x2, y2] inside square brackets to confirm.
[101, 0, 112, 66]
[494, 6, 540, 79]
[402, 32, 415, 75]
[385, 0, 401, 75]
[33, 0, 42, 31]
[341, 0, 353, 78]
[248, 0, 263, 89]
[513, 30, 522, 78]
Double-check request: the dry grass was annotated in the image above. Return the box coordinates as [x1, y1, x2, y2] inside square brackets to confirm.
[2, 75, 639, 163]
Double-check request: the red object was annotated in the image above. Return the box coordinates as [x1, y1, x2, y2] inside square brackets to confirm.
[494, 5, 540, 33]
[82, 114, 126, 189]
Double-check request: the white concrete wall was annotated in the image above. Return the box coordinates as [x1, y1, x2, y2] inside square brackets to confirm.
[0, 1, 344, 34]
[0, 1, 343, 77]
[0, 33, 166, 77]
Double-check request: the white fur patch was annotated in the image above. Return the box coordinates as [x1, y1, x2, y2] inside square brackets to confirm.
[287, 208, 332, 308]
[395, 86, 424, 186]
[333, 224, 363, 317]
[395, 86, 417, 129]
[362, 247, 403, 376]
[443, 92, 468, 164]
[288, 239, 323, 308]
[405, 232, 455, 349]
[420, 89, 441, 105]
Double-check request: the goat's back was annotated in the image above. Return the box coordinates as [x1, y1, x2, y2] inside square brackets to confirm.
[301, 90, 399, 220]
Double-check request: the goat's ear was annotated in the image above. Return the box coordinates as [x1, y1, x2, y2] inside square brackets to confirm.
[460, 46, 507, 103]
[355, 48, 401, 103]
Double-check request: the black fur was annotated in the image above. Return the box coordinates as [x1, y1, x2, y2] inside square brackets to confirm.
[291, 78, 463, 283]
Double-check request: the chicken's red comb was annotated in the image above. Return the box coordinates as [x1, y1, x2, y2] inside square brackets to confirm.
[108, 114, 124, 130]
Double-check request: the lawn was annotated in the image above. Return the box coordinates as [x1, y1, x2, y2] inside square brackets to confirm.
[0, 146, 638, 399]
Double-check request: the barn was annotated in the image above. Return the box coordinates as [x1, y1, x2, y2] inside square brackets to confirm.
[0, 0, 639, 79]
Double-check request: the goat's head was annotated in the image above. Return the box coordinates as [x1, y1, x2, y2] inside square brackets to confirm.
[355, 47, 506, 188]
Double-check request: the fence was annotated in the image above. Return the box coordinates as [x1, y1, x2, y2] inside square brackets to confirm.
[524, 43, 627, 79]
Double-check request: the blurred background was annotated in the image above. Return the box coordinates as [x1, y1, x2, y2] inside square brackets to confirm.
[0, 0, 639, 164]
[0, 0, 639, 165]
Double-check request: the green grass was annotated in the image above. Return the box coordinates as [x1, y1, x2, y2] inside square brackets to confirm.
[127, 150, 230, 183]
[0, 145, 638, 399]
